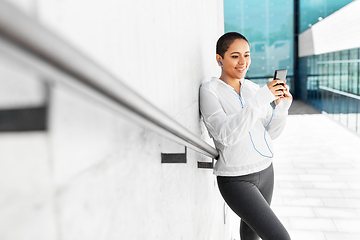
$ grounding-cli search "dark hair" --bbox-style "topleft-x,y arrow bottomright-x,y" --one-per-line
216,32 -> 249,58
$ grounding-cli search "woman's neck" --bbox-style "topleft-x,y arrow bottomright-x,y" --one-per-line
220,75 -> 241,94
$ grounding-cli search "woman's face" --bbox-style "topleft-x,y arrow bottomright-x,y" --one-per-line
221,39 -> 251,81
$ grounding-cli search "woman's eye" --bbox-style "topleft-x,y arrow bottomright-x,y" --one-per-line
245,54 -> 250,57
232,55 -> 239,58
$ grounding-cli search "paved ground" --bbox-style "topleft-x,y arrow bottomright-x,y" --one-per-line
271,100 -> 360,240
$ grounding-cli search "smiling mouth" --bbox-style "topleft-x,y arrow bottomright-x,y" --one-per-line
236,66 -> 247,72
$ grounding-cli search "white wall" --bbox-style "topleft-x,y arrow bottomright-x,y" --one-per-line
0,0 -> 235,240
299,0 -> 360,57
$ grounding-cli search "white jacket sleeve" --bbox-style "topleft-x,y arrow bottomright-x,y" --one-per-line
200,84 -> 275,147
266,99 -> 292,139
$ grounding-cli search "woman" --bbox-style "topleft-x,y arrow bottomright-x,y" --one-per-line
199,32 -> 292,240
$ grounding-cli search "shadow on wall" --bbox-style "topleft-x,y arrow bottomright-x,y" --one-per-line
0,60 -> 49,132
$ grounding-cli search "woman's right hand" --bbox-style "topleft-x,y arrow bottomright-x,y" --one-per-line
267,80 -> 285,99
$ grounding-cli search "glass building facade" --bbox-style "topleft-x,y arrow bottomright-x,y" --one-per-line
304,48 -> 360,133
224,0 -> 294,81
224,0 -> 359,134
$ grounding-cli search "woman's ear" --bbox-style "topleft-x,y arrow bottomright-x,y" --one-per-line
216,54 -> 222,67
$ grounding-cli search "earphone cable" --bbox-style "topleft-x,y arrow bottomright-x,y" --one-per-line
220,63 -> 273,158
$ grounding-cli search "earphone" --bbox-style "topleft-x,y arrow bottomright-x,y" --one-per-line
219,59 -> 274,158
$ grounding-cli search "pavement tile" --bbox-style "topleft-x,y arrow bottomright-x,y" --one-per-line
272,206 -> 315,217
322,198 -> 360,208
333,219 -> 360,233
305,168 -> 338,175
348,182 -> 360,190
324,232 -> 360,240
275,168 -> 307,175
330,174 -> 360,182
288,230 -> 326,240
322,163 -> 357,169
289,217 -> 337,231
275,188 -> 306,197
280,197 -> 324,207
277,180 -> 314,189
298,174 -> 333,182
313,207 -> 360,219
275,174 -> 300,181
304,189 -> 344,198
312,181 -> 350,190
341,189 -> 360,198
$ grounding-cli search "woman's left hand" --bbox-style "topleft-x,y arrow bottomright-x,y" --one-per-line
275,80 -> 292,105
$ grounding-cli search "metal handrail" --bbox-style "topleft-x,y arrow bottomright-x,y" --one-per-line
319,86 -> 360,100
0,0 -> 219,159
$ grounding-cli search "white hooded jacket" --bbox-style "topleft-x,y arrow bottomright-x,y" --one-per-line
200,77 -> 292,176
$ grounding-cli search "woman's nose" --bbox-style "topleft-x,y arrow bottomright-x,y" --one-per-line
238,55 -> 246,64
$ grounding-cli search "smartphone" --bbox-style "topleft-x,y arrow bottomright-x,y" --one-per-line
273,69 -> 287,97
273,69 -> 287,84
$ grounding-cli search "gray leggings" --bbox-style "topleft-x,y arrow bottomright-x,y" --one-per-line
217,164 -> 291,240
